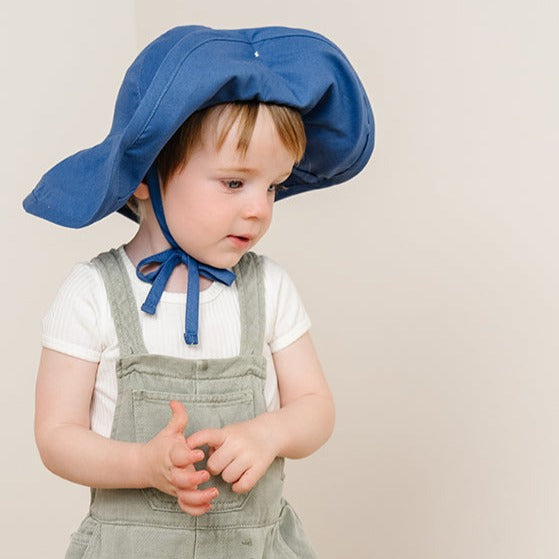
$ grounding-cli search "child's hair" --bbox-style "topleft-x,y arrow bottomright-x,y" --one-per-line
128,102 -> 306,219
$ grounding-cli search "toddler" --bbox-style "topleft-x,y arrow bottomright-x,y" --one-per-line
24,25 -> 374,558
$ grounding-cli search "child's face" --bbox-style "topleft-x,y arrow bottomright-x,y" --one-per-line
160,106 -> 296,268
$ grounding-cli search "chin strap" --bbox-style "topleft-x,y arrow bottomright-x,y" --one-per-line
135,165 -> 236,345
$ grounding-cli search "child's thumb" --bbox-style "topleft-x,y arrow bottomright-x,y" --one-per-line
166,400 -> 188,436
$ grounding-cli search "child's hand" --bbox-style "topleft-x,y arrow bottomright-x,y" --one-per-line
142,400 -> 219,516
186,415 -> 280,495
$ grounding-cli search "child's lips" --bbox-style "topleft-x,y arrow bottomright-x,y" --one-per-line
227,234 -> 252,248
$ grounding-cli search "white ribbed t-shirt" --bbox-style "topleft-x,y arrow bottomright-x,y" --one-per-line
42,247 -> 311,437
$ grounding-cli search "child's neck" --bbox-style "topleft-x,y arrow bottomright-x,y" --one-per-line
124,227 -> 213,293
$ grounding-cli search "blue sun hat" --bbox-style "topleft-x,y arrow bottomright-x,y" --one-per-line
23,25 -> 375,344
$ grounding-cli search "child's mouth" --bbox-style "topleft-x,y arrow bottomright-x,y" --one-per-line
227,235 -> 251,247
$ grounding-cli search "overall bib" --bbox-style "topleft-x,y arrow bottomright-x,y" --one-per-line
64,249 -> 317,559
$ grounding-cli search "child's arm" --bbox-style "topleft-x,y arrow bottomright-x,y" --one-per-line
35,348 -> 217,515
186,331 -> 335,494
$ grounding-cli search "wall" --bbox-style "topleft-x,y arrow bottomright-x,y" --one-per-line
2,2 -> 137,556
2,1 -> 558,557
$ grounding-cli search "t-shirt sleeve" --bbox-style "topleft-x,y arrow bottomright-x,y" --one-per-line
262,256 -> 311,354
42,262 -> 106,362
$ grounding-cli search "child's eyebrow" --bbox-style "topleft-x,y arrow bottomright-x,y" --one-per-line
218,166 -> 293,180
217,166 -> 255,174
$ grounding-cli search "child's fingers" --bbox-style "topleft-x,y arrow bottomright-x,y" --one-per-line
171,465 -> 210,490
178,502 -> 212,517
231,466 -> 261,494
186,428 -> 225,451
220,457 -> 248,485
165,400 -> 188,436
177,487 -> 219,516
206,445 -> 239,477
169,441 -> 204,468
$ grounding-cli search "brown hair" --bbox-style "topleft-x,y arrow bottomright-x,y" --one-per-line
127,102 -> 306,219
156,101 -> 306,188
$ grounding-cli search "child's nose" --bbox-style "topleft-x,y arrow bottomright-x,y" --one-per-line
242,189 -> 272,220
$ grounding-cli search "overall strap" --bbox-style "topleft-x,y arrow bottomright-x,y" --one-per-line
233,252 -> 266,356
92,249 -> 148,358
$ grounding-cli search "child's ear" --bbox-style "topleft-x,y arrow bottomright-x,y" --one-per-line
134,182 -> 150,201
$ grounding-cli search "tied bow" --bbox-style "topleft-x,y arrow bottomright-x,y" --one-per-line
135,165 -> 236,345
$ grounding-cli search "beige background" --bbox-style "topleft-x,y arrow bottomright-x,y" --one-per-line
2,1 -> 559,557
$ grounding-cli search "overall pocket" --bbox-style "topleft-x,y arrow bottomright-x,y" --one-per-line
132,388 -> 255,513
271,502 -> 318,559
64,517 -> 101,559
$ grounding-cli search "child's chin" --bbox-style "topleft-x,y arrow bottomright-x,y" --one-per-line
200,253 -> 245,270
222,254 -> 245,269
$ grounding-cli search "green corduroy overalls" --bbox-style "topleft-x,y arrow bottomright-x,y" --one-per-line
64,249 -> 317,559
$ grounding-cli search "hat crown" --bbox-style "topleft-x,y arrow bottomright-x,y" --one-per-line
110,26 -> 344,134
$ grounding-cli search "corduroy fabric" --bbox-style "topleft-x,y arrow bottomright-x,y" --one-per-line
64,249 -> 316,559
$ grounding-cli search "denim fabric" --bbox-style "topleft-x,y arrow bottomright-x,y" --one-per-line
65,249 -> 317,559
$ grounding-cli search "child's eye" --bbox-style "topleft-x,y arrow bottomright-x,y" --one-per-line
224,180 -> 243,189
